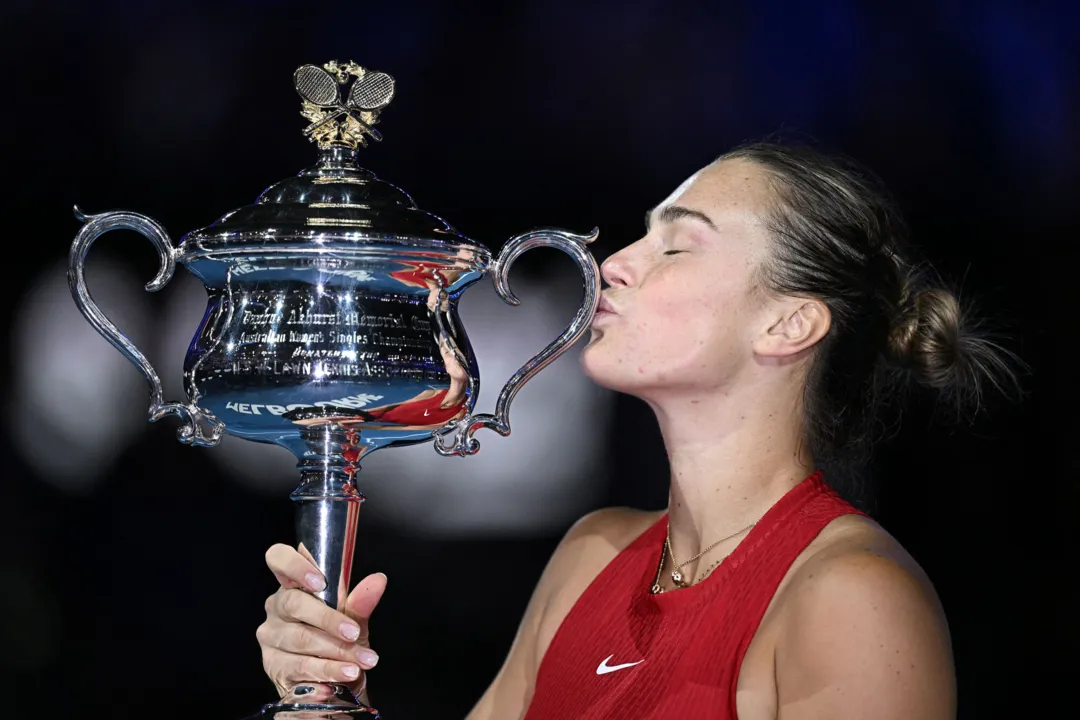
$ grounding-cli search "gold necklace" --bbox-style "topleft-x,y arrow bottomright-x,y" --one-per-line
650,538 -> 669,595
650,519 -> 757,593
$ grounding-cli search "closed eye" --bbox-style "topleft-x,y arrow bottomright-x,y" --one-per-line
663,249 -> 687,256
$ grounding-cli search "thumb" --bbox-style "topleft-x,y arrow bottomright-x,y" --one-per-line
344,572 -> 388,628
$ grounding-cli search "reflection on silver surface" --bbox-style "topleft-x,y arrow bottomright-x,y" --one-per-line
434,227 -> 600,457
67,60 -> 600,719
246,683 -> 379,719
146,267 -> 610,534
67,142 -> 598,487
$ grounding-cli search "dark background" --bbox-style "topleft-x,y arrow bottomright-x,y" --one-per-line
2,2 -> 1077,718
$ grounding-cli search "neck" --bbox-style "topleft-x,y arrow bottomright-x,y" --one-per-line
648,378 -> 814,583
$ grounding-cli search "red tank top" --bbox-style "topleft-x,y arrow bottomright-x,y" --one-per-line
522,471 -> 863,719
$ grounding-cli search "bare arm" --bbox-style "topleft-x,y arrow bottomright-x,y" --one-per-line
775,547 -> 957,720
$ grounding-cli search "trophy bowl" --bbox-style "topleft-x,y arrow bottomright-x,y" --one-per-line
68,60 -> 600,718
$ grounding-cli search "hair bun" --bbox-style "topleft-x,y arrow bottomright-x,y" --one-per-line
888,288 -> 963,388
887,285 -> 1018,405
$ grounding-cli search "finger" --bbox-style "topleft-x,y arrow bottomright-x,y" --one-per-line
262,645 -> 364,686
265,543 -> 325,592
344,572 -> 388,632
257,618 -> 379,669
273,588 -> 362,642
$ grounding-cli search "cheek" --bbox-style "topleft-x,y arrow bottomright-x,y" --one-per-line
640,267 -> 731,352
584,266 -> 740,384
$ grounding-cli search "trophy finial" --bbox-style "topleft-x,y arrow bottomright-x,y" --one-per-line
294,61 -> 396,151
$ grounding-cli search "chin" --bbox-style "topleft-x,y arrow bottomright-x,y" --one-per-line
582,330 -> 719,399
579,333 -> 618,388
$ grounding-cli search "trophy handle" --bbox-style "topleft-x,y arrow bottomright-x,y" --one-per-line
435,227 -> 600,457
68,206 -> 225,447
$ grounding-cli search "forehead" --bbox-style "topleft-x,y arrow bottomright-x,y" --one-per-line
656,158 -> 775,219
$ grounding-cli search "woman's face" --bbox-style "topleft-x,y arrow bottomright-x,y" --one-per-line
581,158 -> 779,399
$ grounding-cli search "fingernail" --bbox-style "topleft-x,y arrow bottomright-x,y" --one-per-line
342,664 -> 360,679
340,622 -> 360,641
305,573 -> 326,591
356,649 -> 379,668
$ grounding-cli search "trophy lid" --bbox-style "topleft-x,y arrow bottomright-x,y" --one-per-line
177,61 -> 486,262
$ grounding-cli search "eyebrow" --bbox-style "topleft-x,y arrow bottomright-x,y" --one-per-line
645,204 -> 719,233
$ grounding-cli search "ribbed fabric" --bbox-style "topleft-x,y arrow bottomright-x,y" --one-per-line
522,471 -> 863,719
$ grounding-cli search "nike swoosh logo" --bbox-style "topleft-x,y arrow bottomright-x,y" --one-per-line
596,654 -> 644,675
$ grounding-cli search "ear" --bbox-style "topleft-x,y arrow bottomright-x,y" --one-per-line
754,298 -> 831,358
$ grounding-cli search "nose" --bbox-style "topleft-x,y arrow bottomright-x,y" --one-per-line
600,249 -> 631,288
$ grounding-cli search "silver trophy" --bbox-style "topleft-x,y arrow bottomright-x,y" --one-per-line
68,60 -> 599,719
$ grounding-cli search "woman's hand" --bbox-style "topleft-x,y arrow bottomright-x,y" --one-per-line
256,543 -> 387,699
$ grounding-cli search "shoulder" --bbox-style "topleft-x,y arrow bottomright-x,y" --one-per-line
562,506 -> 662,552
464,507 -> 661,719
772,516 -> 957,719
541,506 -> 662,597
529,507 -> 661,654
783,515 -> 943,618
782,518 -> 947,633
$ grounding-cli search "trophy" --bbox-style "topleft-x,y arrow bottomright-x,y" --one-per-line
68,60 -> 600,718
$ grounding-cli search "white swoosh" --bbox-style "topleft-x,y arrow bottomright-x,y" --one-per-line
596,654 -> 644,675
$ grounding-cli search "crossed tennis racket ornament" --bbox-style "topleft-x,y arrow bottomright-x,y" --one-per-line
295,60 -> 396,149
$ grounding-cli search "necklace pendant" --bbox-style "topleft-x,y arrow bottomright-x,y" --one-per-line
671,570 -> 685,586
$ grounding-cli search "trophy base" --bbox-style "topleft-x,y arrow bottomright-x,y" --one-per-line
245,684 -> 380,719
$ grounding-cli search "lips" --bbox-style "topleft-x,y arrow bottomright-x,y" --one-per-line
592,296 -> 618,325
596,296 -> 617,315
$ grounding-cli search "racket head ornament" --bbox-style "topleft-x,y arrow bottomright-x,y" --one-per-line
348,71 -> 395,111
295,60 -> 394,149
293,64 -> 341,106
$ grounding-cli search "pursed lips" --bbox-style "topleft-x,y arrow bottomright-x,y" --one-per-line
594,296 -> 618,320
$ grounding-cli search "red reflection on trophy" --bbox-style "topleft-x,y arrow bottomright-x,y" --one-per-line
363,335 -> 469,427
389,247 -> 478,312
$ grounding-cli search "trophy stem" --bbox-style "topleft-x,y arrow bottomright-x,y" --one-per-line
251,421 -> 379,718
292,474 -> 363,611
291,420 -> 366,611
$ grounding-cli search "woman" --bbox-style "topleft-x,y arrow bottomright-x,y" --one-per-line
256,143 -> 1013,718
